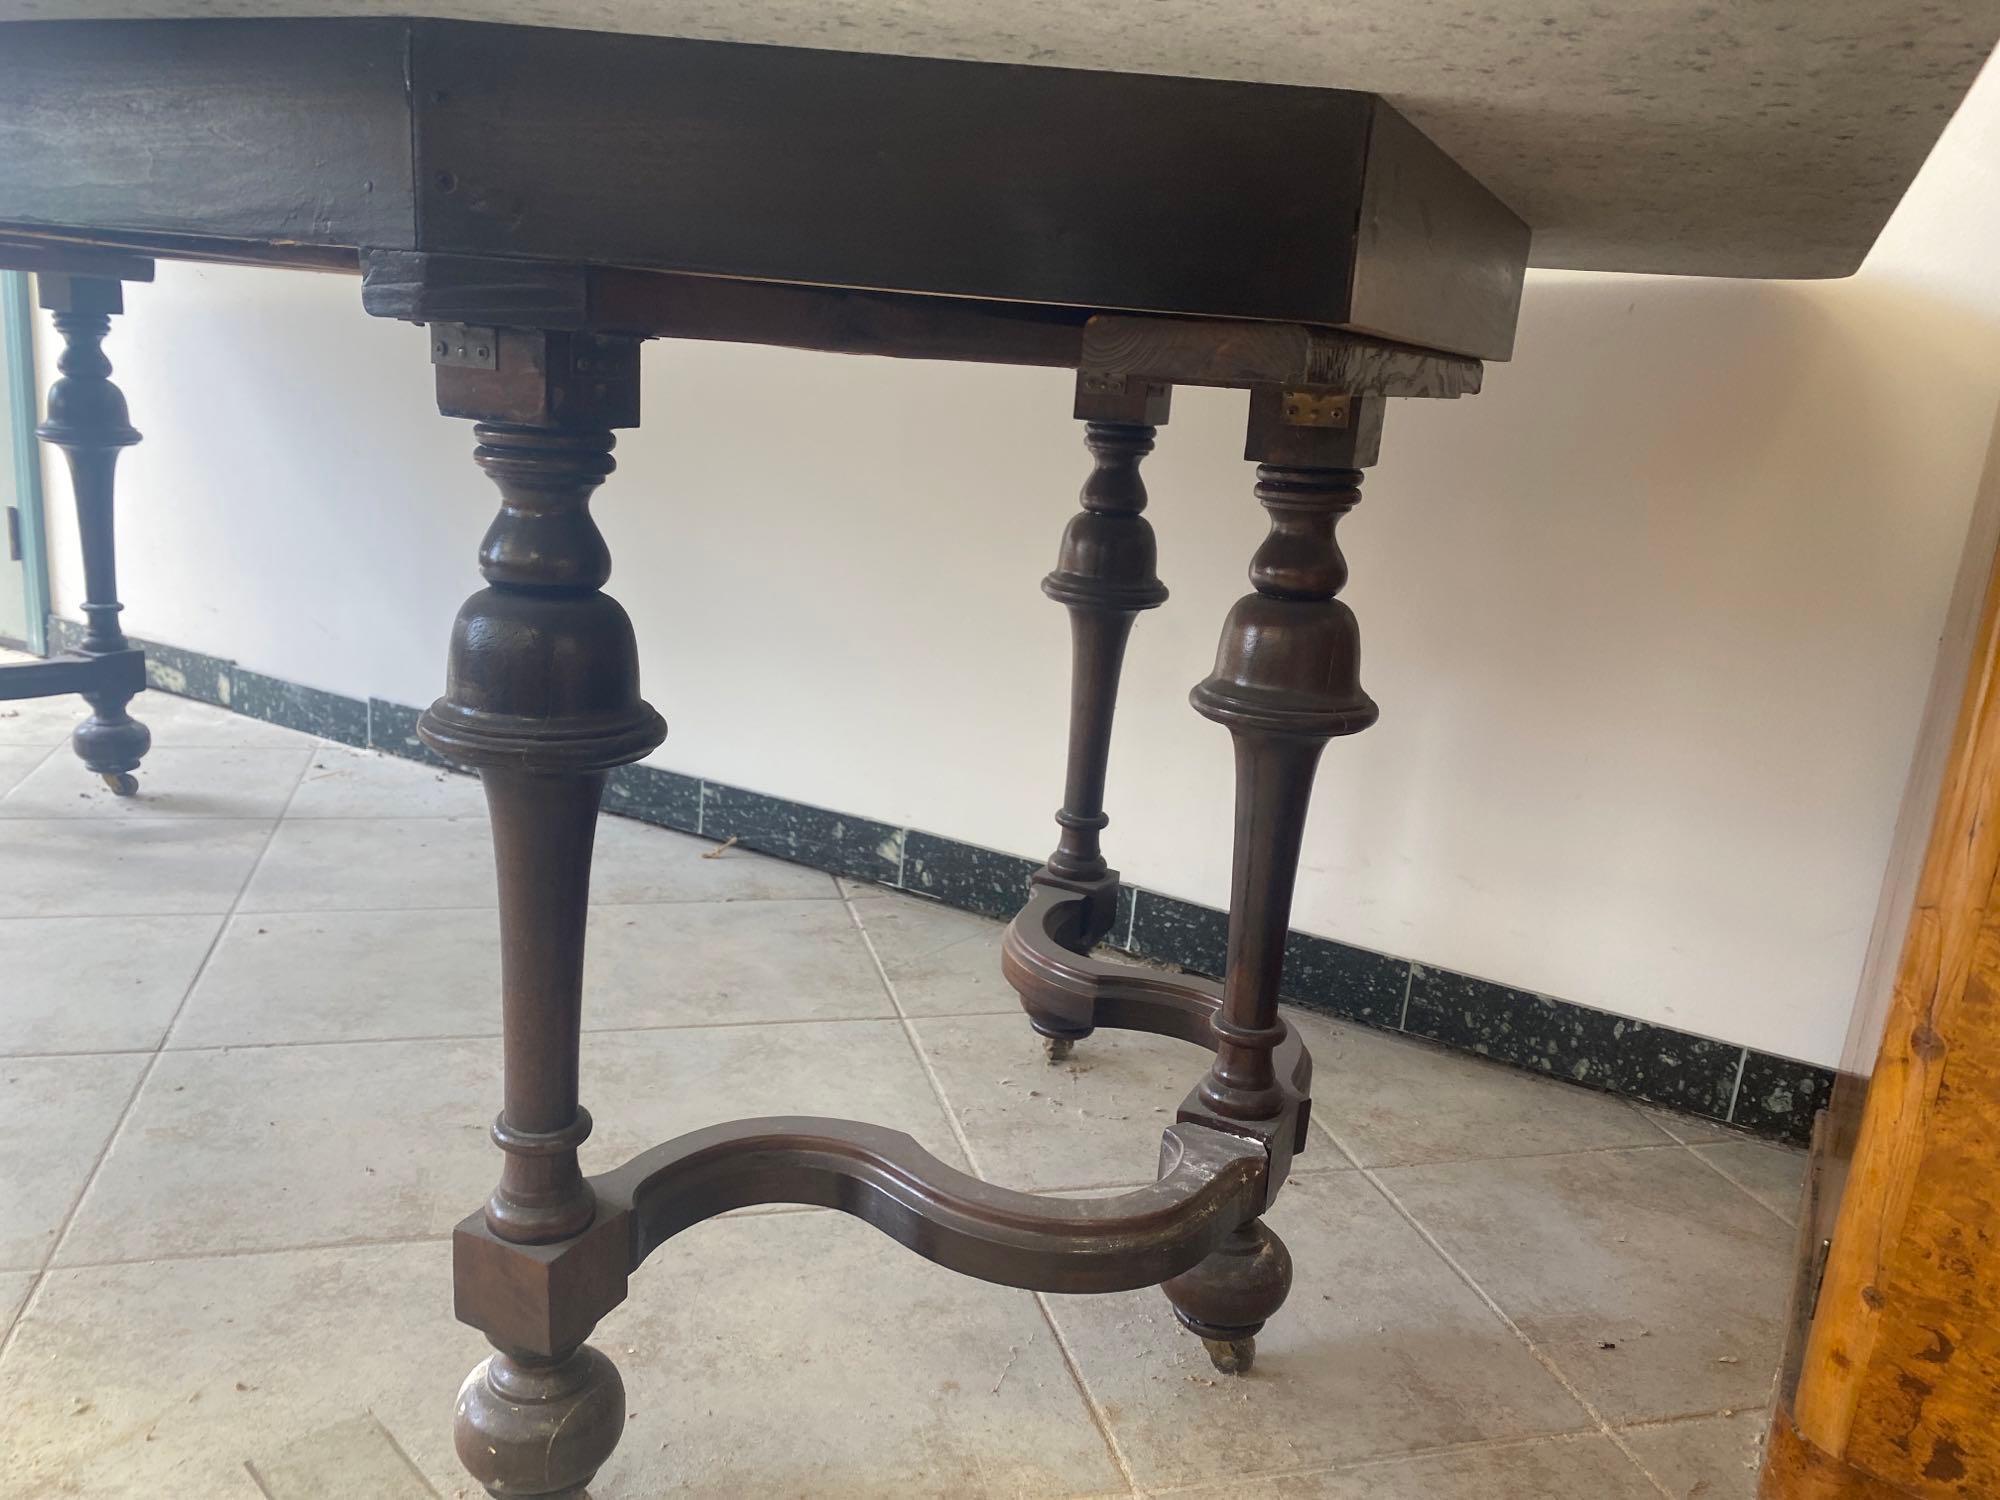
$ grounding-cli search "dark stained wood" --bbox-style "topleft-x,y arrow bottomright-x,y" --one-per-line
0,18 -> 1527,359
418,330 -> 666,1500
0,241 -> 151,283
0,20 -> 1529,1489
0,648 -> 143,703
588,268 -> 1092,370
1021,411 -> 1173,1055
0,20 -> 414,256
408,22 -> 1521,357
1081,314 -> 1482,398
32,273 -> 149,795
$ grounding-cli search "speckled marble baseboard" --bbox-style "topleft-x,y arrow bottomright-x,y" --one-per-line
36,616 -> 1836,1144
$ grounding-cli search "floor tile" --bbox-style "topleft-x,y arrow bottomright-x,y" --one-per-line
1375,1148 -> 1794,1424
0,745 -> 50,795
63,1020 -> 960,1262
0,694 -> 82,747
0,913 -> 224,1056
914,1011 -> 1273,1190
137,693 -> 325,748
285,744 -> 488,819
1,1213 -> 1125,1500
0,1053 -> 147,1270
1619,1409 -> 1767,1499
172,899 -> 896,1049
851,889 -> 1019,1015
241,813 -> 837,913
0,818 -> 273,916
169,908 -> 501,1048
1692,1141 -> 1808,1224
837,875 -> 893,900
0,690 -> 320,751
0,746 -> 311,819
1045,1173 -> 1590,1490
592,1210 -> 1123,1498
1295,1015 -> 1672,1168
239,815 -> 497,912
586,899 -> 893,1027
0,1242 -> 470,1500
592,817 -> 840,904
1161,1434 -> 1658,1498
245,1414 -> 435,1500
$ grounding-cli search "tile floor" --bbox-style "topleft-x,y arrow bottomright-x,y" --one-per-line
0,682 -> 1805,1498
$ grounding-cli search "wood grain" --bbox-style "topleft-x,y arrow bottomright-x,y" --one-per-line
1774,458 -> 2000,1494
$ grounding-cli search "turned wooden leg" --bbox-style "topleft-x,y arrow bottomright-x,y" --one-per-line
1019,377 -> 1170,1059
1165,388 -> 1383,1373
37,274 -> 148,795
418,329 -> 663,1499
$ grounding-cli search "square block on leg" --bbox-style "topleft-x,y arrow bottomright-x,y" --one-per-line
453,1202 -> 632,1358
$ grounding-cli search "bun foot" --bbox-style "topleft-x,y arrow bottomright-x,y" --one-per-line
455,1345 -> 625,1499
1163,1217 -> 1291,1377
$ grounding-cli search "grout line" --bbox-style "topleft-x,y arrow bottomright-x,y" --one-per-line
840,887 -> 1140,1495
1119,888 -> 1138,952
1724,1048 -> 1750,1124
1327,1125 -> 1678,1500
43,1201 -> 831,1276
1396,964 -> 1415,1030
1306,1110 -> 1686,1170
0,1270 -> 37,1353
840,887 -> 1145,1494
0,749 -> 312,1365
51,1230 -> 454,1274
1677,1140 -> 1800,1231
1033,1289 -> 1143,1497
840,886 -> 986,1179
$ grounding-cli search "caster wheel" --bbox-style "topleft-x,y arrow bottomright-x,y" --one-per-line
1044,1035 -> 1075,1064
1201,1336 -> 1255,1375
101,771 -> 139,797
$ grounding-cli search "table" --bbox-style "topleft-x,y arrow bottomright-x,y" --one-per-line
0,15 -> 1989,1498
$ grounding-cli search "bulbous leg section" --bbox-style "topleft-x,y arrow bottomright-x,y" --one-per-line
1162,1218 -> 1292,1376
455,1345 -> 626,1499
74,697 -> 149,786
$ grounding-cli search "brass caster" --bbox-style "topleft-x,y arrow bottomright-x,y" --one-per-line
1201,1336 -> 1255,1375
1044,1035 -> 1075,1064
101,771 -> 139,797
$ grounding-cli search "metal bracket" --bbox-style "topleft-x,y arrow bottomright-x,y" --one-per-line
429,322 -> 498,370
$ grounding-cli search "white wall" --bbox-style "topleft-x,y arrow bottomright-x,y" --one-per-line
40,53 -> 2000,1068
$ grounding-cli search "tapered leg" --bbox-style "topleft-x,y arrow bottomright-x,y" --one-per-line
1165,391 -> 1383,1372
37,274 -> 148,794
419,331 -> 663,1499
1019,378 -> 1170,1060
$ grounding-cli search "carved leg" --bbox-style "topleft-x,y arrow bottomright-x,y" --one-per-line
417,328 -> 663,1499
37,274 -> 148,794
1165,388 -> 1383,1373
1017,376 -> 1170,1059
